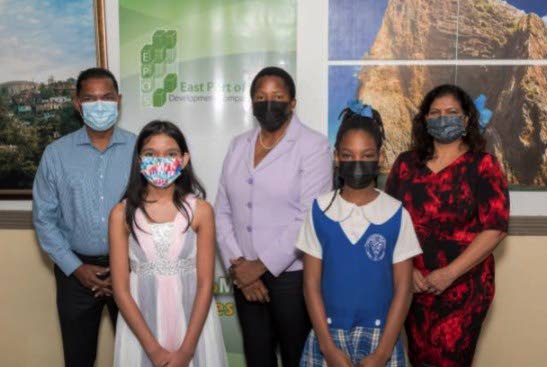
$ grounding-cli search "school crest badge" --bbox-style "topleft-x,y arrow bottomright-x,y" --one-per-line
364,234 -> 386,261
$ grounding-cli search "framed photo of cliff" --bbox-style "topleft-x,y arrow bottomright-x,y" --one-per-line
0,0 -> 107,199
328,0 -> 547,190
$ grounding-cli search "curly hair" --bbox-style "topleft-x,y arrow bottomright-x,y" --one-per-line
411,84 -> 485,163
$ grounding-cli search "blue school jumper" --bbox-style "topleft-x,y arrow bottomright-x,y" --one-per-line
300,199 -> 406,367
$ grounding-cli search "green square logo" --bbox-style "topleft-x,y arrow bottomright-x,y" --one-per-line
165,30 -> 177,49
152,30 -> 166,48
141,30 -> 178,108
164,74 -> 177,93
153,88 -> 166,107
152,46 -> 166,64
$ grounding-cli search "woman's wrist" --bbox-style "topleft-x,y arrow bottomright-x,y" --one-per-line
444,262 -> 460,281
253,259 -> 268,275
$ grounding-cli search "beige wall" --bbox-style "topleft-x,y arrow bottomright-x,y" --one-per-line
0,230 -> 114,367
1,230 -> 546,367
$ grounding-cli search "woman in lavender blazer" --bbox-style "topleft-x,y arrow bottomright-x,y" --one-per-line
215,67 -> 332,367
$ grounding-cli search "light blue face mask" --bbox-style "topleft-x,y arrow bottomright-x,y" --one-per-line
81,101 -> 118,131
426,115 -> 466,144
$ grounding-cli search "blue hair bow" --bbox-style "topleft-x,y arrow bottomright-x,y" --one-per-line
347,99 -> 373,118
474,94 -> 492,133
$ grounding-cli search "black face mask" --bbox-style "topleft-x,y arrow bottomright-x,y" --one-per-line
252,101 -> 291,132
338,161 -> 379,189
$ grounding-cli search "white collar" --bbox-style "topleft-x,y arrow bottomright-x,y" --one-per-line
316,189 -> 402,225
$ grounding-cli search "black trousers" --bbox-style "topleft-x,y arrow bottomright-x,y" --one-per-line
234,270 -> 311,367
54,254 -> 118,367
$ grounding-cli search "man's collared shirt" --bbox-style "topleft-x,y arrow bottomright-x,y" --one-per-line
33,126 -> 136,275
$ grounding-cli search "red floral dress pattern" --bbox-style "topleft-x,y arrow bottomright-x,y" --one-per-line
385,151 -> 509,367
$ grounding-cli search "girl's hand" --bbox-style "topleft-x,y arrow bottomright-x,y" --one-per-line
323,346 -> 353,367
167,347 -> 193,367
358,352 -> 389,367
426,267 -> 456,295
412,268 -> 431,293
148,346 -> 171,367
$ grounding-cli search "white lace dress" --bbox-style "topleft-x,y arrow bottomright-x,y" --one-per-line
114,198 -> 227,367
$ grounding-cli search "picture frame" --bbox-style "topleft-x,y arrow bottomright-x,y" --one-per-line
0,0 -> 107,200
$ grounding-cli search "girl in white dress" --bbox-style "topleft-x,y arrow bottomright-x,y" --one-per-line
109,120 -> 227,367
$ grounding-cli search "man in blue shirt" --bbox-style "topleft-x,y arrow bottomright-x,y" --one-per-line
33,68 -> 136,367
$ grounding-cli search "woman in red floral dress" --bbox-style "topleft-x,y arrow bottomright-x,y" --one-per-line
385,84 -> 509,367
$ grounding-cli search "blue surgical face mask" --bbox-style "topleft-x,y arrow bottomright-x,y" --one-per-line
426,115 -> 466,144
81,101 -> 118,131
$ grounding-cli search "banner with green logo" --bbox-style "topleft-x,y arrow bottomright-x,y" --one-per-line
119,1 -> 296,365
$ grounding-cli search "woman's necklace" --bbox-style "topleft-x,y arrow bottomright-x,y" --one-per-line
258,129 -> 287,150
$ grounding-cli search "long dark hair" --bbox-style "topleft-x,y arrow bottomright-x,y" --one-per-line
412,84 -> 485,163
324,105 -> 385,213
122,120 -> 206,241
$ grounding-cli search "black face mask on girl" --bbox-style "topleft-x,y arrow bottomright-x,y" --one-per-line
338,161 -> 379,189
252,101 -> 291,132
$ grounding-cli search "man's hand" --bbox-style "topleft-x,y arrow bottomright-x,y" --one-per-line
93,275 -> 113,298
73,264 -> 111,296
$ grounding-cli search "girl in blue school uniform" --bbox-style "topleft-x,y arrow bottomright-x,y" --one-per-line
297,101 -> 422,367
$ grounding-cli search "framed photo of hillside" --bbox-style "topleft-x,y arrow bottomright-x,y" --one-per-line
0,0 -> 107,199
328,0 -> 547,190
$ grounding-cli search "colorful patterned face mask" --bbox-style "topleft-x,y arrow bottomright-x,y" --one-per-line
140,156 -> 183,188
